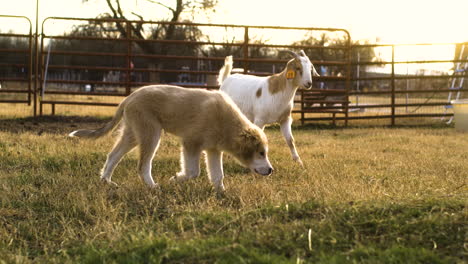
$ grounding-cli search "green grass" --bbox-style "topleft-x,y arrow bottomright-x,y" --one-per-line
0,117 -> 466,263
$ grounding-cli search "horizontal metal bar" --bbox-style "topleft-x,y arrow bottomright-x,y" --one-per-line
0,77 -> 29,82
44,79 -> 124,85
299,113 -> 453,121
299,108 -> 348,112
351,42 -> 467,48
297,103 -> 449,110
41,100 -> 119,107
0,33 -> 31,38
43,35 -> 127,42
352,59 -> 468,66
302,88 -> 347,94
43,16 -> 351,35
46,50 -> 127,57
342,103 -> 449,109
349,89 -> 468,95
42,90 -> 126,96
301,100 -> 349,104
43,36 -> 348,52
0,99 -> 29,104
247,42 -> 348,50
132,38 -> 245,46
47,64 -> 128,72
353,75 -> 467,81
0,89 -> 30,93
0,48 -> 30,53
0,63 -> 28,68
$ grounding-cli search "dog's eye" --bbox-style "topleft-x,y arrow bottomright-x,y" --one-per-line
296,68 -> 302,74
259,151 -> 265,157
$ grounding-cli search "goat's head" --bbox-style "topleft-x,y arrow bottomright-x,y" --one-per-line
283,50 -> 319,89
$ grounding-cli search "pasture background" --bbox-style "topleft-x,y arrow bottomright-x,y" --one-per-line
0,115 -> 466,263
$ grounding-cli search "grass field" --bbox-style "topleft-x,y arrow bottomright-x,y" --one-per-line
0,116 -> 466,263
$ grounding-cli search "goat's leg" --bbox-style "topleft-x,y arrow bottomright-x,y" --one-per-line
280,116 -> 303,166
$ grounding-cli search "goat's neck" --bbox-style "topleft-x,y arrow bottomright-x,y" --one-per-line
268,70 -> 299,101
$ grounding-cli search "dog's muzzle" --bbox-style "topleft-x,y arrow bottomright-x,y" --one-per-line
254,167 -> 273,176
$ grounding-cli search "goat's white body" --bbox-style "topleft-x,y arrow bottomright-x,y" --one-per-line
221,74 -> 295,127
218,51 -> 320,166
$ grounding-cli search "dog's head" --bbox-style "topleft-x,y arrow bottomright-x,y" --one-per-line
232,126 -> 273,176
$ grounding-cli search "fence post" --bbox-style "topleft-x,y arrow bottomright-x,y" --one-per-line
345,33 -> 352,126
300,89 -> 305,125
27,26 -> 33,107
33,1 -> 40,117
39,33 -> 45,116
243,27 -> 249,73
391,45 -> 396,126
126,21 -> 132,95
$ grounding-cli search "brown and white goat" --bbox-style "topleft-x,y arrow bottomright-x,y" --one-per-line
218,50 -> 319,166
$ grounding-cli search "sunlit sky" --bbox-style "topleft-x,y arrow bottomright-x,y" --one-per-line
2,0 -> 468,72
2,0 -> 468,44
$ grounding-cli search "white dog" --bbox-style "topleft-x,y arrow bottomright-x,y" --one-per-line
69,85 -> 273,192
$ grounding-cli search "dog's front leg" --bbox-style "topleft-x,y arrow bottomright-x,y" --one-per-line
205,149 -> 225,192
171,145 -> 201,182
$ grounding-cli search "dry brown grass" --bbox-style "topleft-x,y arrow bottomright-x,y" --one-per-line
0,112 -> 466,263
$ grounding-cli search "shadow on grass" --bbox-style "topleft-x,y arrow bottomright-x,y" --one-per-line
1,115 -> 453,135
0,115 -> 111,135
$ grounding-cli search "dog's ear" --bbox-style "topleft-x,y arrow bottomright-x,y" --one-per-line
239,128 -> 257,141
236,128 -> 261,160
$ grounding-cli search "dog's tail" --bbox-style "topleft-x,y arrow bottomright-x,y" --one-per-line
68,100 -> 126,139
217,55 -> 233,85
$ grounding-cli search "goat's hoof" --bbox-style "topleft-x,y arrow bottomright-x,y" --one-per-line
214,185 -> 226,194
293,158 -> 304,167
148,183 -> 161,190
101,178 -> 119,187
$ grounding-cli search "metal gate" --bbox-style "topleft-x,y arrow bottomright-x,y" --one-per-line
0,15 -> 34,117
37,17 -> 352,120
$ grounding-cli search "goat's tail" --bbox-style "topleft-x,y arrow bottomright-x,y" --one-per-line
68,100 -> 126,139
217,55 -> 233,85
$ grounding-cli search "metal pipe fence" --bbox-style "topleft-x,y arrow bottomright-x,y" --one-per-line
0,15 -> 33,109
344,43 -> 467,125
36,17 -> 351,117
1,16 -> 466,126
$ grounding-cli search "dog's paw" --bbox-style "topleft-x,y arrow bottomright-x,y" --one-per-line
169,175 -> 183,183
171,172 -> 191,182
